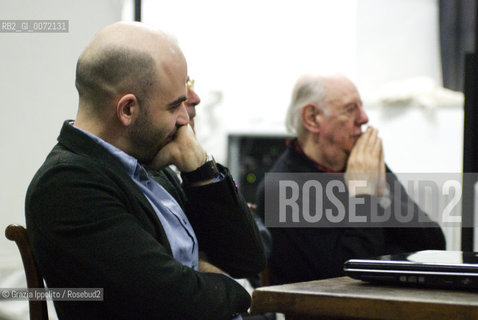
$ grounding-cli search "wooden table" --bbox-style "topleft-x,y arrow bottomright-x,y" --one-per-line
249,276 -> 478,320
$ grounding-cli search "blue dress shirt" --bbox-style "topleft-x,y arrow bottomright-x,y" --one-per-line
73,124 -> 198,270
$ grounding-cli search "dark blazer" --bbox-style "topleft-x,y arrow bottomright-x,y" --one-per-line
25,121 -> 266,320
256,141 -> 446,285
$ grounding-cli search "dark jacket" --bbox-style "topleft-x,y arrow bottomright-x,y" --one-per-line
256,141 -> 446,284
25,121 -> 266,320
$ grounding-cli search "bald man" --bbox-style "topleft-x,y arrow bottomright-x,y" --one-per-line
255,74 -> 445,284
26,22 -> 265,320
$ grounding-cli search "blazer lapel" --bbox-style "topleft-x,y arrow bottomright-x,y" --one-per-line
57,120 -> 173,255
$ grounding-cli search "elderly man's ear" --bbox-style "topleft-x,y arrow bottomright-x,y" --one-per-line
301,103 -> 322,134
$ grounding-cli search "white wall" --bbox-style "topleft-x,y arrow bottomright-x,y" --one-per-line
0,0 -> 123,281
356,0 -> 442,96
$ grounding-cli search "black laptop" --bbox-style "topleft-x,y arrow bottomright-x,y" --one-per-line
344,250 -> 478,289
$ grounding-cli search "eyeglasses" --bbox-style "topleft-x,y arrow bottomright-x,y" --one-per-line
186,78 -> 195,90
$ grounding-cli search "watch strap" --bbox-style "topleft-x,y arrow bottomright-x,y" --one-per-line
181,154 -> 219,184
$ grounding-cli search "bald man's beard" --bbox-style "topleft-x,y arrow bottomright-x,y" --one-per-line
127,111 -> 170,164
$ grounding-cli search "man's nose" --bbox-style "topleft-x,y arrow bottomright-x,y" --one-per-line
356,105 -> 369,125
186,87 -> 201,107
177,102 -> 190,125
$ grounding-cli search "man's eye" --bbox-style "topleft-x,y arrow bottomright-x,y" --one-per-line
169,103 -> 182,111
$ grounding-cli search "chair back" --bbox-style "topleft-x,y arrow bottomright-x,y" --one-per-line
5,224 -> 48,320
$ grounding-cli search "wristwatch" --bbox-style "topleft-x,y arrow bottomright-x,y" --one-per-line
181,153 -> 219,184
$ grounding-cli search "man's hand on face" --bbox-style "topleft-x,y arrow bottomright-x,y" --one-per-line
344,126 -> 386,196
148,124 -> 206,172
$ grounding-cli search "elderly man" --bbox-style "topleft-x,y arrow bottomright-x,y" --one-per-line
25,22 -> 265,320
255,74 -> 445,285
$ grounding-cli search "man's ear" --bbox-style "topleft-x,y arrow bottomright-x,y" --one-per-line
301,103 -> 321,134
116,94 -> 138,127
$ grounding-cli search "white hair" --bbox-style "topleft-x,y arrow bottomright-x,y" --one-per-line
285,75 -> 328,137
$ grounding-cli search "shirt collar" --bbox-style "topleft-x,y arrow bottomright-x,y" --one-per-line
69,121 -> 140,176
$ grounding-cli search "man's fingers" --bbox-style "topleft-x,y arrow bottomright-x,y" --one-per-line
167,124 -> 206,172
377,141 -> 387,196
379,142 -> 385,174
354,126 -> 372,153
346,126 -> 384,196
371,135 -> 381,159
365,127 -> 378,151
350,127 -> 380,162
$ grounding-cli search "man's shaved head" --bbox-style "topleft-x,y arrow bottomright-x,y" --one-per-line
75,22 -> 182,113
